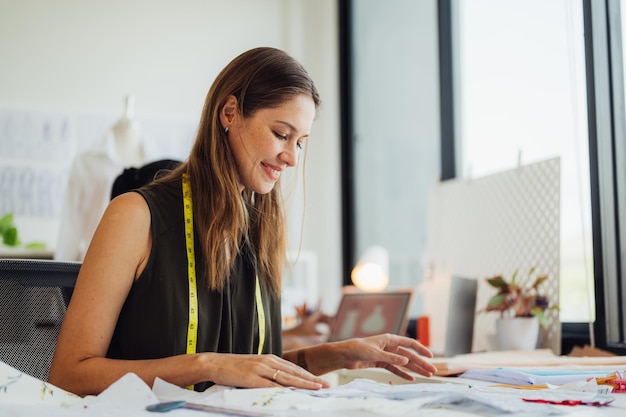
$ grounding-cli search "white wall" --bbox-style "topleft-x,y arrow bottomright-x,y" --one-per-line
0,0 -> 343,308
0,0 -> 279,117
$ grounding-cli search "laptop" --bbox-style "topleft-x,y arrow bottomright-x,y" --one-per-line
327,288 -> 413,342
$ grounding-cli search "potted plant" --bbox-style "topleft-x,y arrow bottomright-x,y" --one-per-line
0,213 -> 20,247
481,266 -> 559,350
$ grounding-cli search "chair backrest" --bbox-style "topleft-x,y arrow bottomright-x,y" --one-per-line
0,258 -> 80,381
110,159 -> 181,200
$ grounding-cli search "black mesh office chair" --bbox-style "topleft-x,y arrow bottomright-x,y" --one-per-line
110,159 -> 181,200
0,258 -> 80,381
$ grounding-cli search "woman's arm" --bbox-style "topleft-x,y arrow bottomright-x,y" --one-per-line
49,193 -> 328,396
283,334 -> 437,381
49,193 -> 154,394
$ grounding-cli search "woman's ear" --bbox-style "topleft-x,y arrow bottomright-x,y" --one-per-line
219,95 -> 238,130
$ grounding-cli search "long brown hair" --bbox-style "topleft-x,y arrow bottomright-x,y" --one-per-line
158,47 -> 320,296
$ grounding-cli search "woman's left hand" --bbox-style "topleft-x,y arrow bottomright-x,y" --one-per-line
303,334 -> 437,381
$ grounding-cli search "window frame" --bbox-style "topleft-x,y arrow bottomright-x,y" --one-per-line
339,0 -> 355,285
585,0 -> 626,353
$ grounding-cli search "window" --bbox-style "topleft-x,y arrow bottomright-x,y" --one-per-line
343,0 -> 626,349
455,0 -> 593,323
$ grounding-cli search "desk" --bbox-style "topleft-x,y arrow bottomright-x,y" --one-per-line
336,367 -> 626,416
0,350 -> 626,417
2,359 -> 626,416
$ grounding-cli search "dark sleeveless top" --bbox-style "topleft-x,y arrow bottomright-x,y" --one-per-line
106,180 -> 283,391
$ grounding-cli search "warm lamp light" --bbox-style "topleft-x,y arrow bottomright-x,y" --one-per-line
351,246 -> 389,292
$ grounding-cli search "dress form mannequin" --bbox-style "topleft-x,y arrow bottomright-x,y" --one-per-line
111,94 -> 145,168
55,94 -> 147,261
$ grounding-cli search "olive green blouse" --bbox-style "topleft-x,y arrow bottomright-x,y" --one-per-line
106,180 -> 282,391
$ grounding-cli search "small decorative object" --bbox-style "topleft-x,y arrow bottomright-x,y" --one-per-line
481,266 -> 559,350
0,213 -> 20,247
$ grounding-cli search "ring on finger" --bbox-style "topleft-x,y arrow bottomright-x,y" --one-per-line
272,369 -> 281,381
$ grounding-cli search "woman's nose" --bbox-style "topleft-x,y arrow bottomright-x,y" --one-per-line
279,143 -> 299,167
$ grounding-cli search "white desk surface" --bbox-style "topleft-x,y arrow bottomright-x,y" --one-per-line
2,361 -> 626,416
336,368 -> 626,417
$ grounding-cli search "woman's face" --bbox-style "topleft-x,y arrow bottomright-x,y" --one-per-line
224,93 -> 316,194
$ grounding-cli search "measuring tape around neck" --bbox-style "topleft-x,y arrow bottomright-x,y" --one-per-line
181,174 -> 266,365
255,274 -> 266,355
182,174 -> 198,359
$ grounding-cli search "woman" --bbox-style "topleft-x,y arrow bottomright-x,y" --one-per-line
49,47 -> 436,396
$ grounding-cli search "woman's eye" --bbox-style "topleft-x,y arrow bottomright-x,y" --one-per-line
274,132 -> 288,140
296,142 -> 303,150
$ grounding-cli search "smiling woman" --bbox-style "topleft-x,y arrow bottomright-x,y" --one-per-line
47,46 -> 437,397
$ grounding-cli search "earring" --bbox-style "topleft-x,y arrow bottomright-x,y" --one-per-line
224,127 -> 229,134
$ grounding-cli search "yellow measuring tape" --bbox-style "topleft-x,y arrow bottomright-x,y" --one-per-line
182,174 -> 266,388
255,275 -> 266,355
182,174 -> 198,357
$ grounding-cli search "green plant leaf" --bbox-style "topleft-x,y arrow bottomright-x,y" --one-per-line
531,307 -> 549,329
0,213 -> 22,247
2,226 -> 20,246
486,275 -> 508,289
24,242 -> 47,249
487,293 -> 507,310
531,274 -> 548,289
0,213 -> 14,234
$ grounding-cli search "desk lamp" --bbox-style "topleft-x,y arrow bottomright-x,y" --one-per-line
351,246 -> 389,292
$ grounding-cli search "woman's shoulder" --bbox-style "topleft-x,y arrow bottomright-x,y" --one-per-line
92,193 -> 151,255
132,181 -> 185,232
103,192 -> 151,229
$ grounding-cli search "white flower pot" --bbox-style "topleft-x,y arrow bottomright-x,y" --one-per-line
495,316 -> 539,351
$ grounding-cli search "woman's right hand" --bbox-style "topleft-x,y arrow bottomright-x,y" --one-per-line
202,352 -> 330,389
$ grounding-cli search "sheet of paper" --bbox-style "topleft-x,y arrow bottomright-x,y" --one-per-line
461,368 -> 620,386
0,359 -> 79,407
219,379 -> 570,416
